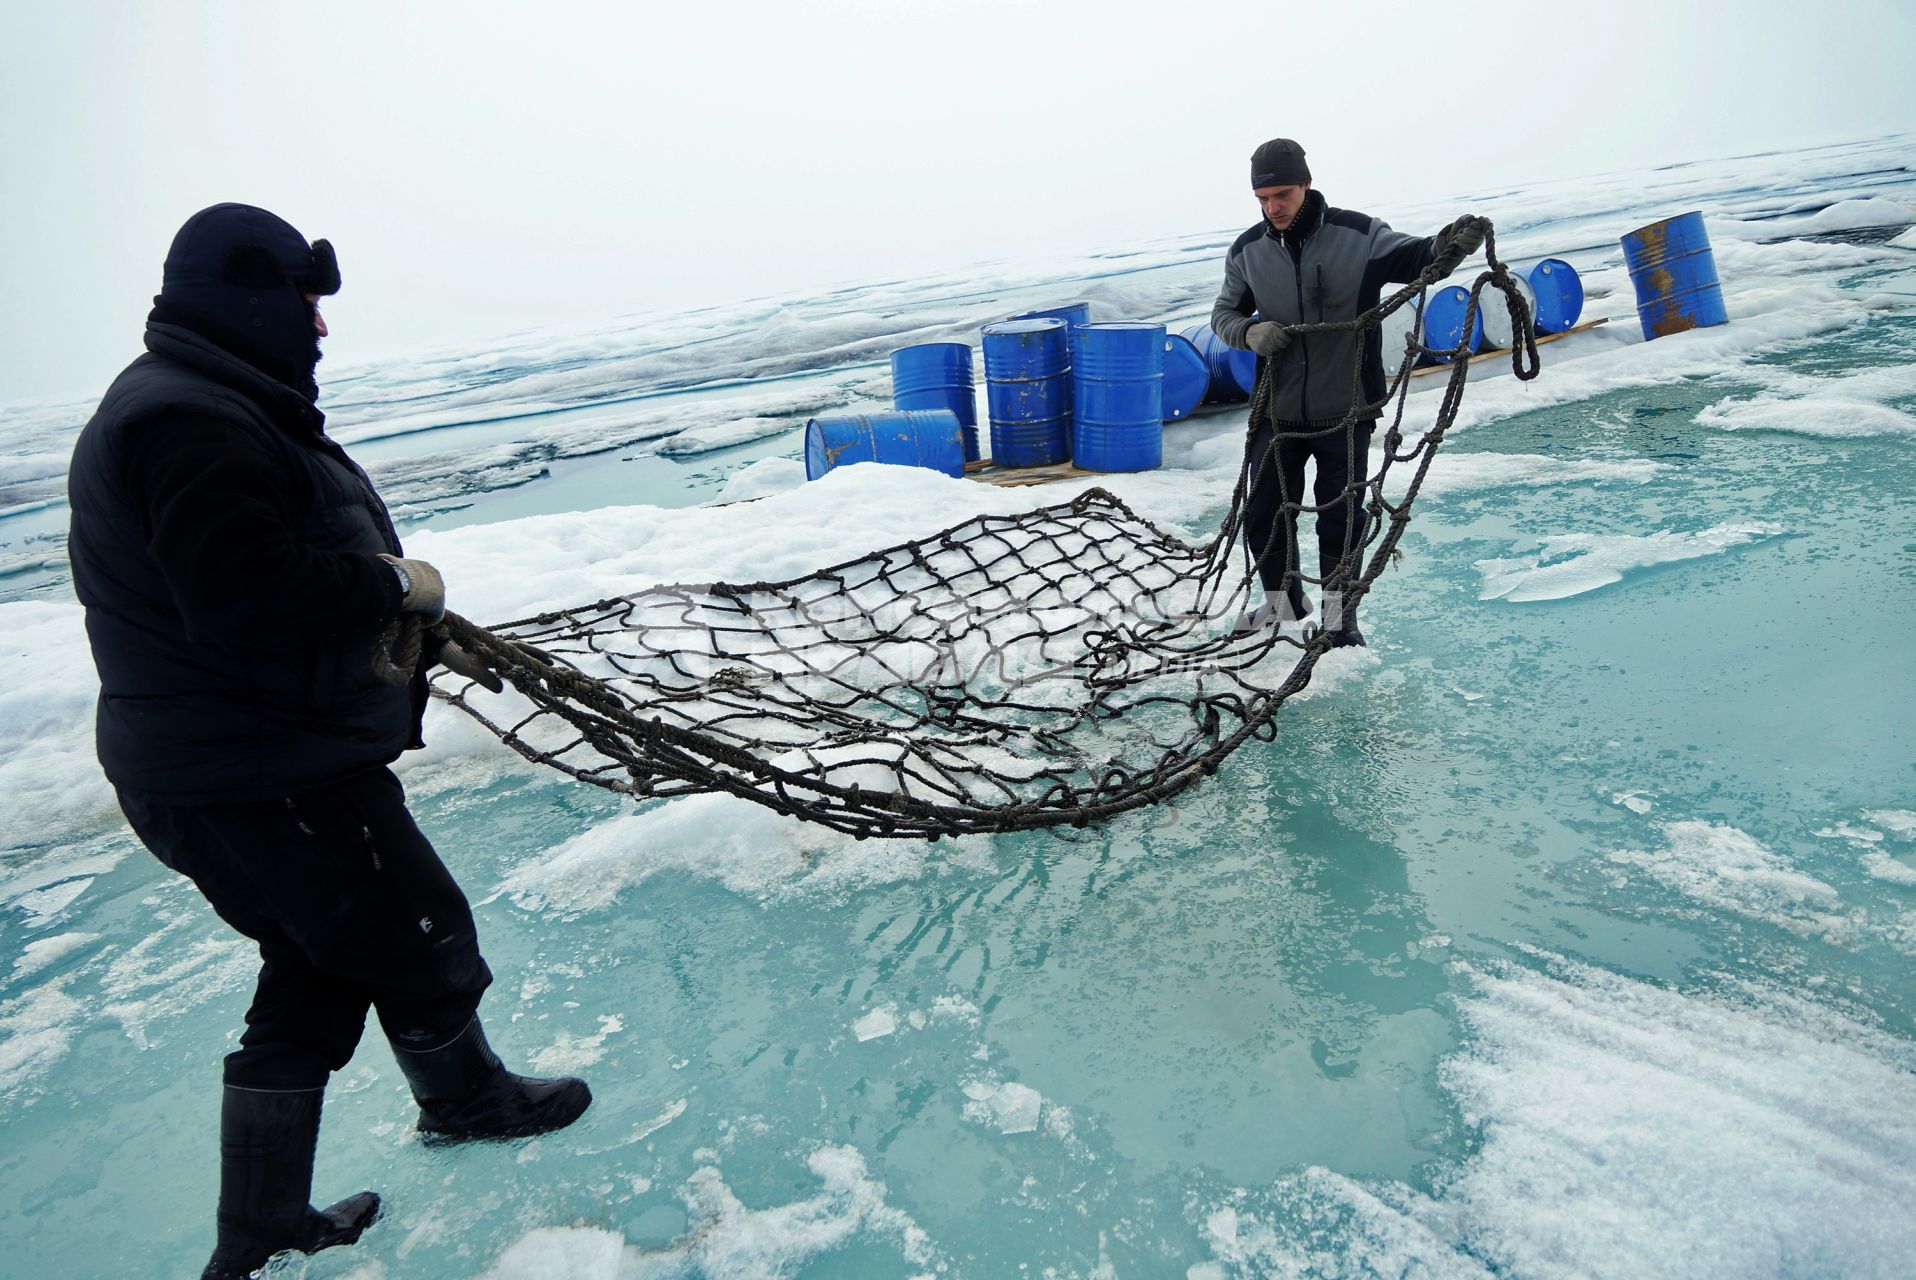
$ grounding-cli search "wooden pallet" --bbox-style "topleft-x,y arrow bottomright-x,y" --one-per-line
963,459 -> 1106,487
1407,315 -> 1608,378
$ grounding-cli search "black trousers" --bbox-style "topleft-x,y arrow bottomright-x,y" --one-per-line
119,766 -> 492,1091
1242,419 -> 1375,593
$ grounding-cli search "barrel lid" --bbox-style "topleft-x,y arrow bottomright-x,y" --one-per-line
982,317 -> 1068,337
890,341 -> 973,357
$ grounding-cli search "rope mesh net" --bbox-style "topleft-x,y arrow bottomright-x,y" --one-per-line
428,220 -> 1540,839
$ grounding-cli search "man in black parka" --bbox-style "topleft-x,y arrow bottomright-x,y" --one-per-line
68,203 -> 592,1279
1212,138 -> 1484,645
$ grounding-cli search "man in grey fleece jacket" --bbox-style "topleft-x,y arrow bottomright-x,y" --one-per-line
1213,137 -> 1483,646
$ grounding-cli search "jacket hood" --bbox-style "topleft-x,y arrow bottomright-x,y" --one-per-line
152,203 -> 339,401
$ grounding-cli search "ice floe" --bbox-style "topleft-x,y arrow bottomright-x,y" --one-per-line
1475,522 -> 1784,602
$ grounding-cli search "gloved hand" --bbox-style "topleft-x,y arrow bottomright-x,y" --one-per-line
1431,218 -> 1487,276
436,638 -> 504,694
1245,321 -> 1292,356
378,554 -> 446,624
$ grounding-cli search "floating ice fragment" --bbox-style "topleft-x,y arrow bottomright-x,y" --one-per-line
655,416 -> 795,458
482,1225 -> 625,1279
9,879 -> 93,924
962,1079 -> 1042,1134
853,1007 -> 897,1041
1697,395 -> 1916,437
1476,523 -> 1784,602
1862,853 -> 1916,887
577,1096 -> 689,1152
929,995 -> 981,1023
9,932 -> 98,982
1610,820 -> 1847,938
1865,809 -> 1916,838
0,978 -> 86,1098
528,1013 -> 624,1075
633,1144 -> 938,1277
1403,452 -> 1665,499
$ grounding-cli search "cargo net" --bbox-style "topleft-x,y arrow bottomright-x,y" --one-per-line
430,219 -> 1538,839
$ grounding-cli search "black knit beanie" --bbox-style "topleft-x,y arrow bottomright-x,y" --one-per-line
1250,138 -> 1311,188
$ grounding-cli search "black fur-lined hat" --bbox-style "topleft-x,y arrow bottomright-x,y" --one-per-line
153,203 -> 339,397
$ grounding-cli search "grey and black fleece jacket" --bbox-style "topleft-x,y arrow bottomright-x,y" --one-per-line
1211,190 -> 1437,427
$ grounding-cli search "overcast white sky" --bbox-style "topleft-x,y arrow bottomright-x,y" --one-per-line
3,0 -> 1912,406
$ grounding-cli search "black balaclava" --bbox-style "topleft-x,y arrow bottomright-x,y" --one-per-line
150,203 -> 341,401
1250,138 -> 1311,189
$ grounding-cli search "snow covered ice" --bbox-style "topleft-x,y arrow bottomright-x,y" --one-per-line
4,134 -> 1916,1277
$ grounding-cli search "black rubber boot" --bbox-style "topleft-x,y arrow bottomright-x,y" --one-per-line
1285,578 -> 1313,622
391,1017 -> 592,1144
1322,590 -> 1365,648
200,1085 -> 381,1279
1234,580 -> 1314,635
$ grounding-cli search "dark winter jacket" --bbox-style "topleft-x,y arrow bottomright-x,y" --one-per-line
1211,190 -> 1436,426
67,320 -> 420,802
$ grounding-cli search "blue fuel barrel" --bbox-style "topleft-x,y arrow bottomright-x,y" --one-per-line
804,410 -> 966,481
1620,211 -> 1727,340
890,342 -> 979,462
982,317 -> 1072,467
1159,333 -> 1209,421
1009,301 -> 1092,329
1527,258 -> 1584,335
1421,286 -> 1484,362
1180,323 -> 1258,403
1071,322 -> 1164,472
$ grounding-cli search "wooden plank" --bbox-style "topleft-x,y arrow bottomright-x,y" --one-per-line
966,460 -> 1101,487
1407,315 -> 1609,378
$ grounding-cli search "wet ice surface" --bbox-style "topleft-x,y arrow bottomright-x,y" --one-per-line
4,136 -> 1916,1277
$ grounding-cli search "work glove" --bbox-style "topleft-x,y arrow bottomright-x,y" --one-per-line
1430,218 -> 1487,277
378,554 -> 446,624
1245,321 -> 1292,356
435,637 -> 505,694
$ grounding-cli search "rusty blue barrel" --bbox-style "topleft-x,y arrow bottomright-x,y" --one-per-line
1421,286 -> 1484,362
890,342 -> 979,461
1159,333 -> 1209,421
982,317 -> 1072,467
1071,322 -> 1164,472
1621,212 -> 1727,340
1180,323 -> 1258,402
1008,301 -> 1092,329
804,410 -> 965,481
1527,258 -> 1584,335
